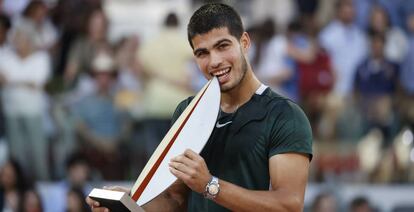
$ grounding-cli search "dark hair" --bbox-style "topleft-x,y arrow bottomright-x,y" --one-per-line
335,0 -> 354,11
164,12 -> 179,27
65,152 -> 88,170
350,196 -> 370,210
367,28 -> 386,43
187,3 -> 244,49
0,14 -> 11,30
22,0 -> 47,18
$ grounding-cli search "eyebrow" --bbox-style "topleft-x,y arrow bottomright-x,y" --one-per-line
193,38 -> 233,55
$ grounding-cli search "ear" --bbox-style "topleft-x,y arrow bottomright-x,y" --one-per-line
240,32 -> 251,54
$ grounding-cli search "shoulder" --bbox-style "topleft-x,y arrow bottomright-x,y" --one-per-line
261,89 -> 313,159
175,96 -> 194,111
171,96 -> 195,123
259,88 -> 303,115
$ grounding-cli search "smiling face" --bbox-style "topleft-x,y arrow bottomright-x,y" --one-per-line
192,27 -> 250,92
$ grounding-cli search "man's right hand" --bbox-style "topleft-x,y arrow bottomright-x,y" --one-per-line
85,186 -> 131,212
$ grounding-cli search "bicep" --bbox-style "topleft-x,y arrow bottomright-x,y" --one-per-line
269,153 -> 310,202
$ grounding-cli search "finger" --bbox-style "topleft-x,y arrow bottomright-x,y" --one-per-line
171,154 -> 197,168
86,197 -> 100,208
102,186 -> 130,193
184,149 -> 199,160
169,161 -> 197,177
169,167 -> 190,181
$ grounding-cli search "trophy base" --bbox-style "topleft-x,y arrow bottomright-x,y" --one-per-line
88,188 -> 145,212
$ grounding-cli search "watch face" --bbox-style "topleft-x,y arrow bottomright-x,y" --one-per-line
208,184 -> 219,195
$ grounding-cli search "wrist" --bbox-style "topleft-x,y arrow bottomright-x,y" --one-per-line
203,176 -> 220,200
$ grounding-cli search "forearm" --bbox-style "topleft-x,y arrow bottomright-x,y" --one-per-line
142,192 -> 185,212
142,180 -> 189,212
213,180 -> 304,212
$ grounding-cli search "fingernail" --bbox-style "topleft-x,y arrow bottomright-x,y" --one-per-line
94,201 -> 100,207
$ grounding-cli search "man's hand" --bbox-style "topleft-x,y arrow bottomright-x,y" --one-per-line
85,186 -> 130,212
169,149 -> 211,193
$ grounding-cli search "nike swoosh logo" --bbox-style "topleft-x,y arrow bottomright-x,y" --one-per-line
215,121 -> 232,128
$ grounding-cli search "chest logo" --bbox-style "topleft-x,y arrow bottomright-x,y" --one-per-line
215,121 -> 232,128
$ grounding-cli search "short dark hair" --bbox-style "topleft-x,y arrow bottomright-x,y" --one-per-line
164,12 -> 179,27
350,196 -> 370,209
22,0 -> 47,18
367,28 -> 386,43
187,3 -> 244,49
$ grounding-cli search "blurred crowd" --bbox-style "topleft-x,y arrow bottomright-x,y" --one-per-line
0,0 -> 413,211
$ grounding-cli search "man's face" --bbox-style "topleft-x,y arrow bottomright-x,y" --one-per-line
338,2 -> 355,24
191,27 -> 250,92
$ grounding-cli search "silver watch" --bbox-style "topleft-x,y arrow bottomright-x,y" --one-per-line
204,176 -> 220,199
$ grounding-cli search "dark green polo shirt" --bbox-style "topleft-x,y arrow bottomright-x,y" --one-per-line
171,87 -> 313,212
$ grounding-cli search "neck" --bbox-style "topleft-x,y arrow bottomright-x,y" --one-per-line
220,68 -> 261,113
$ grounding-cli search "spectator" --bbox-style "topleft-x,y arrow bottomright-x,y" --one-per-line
63,8 -> 110,90
66,186 -> 91,212
353,30 -> 399,146
399,12 -> 414,131
137,12 -> 193,160
311,192 -> 339,212
18,188 -> 44,212
249,18 -> 294,99
290,21 -> 336,140
368,4 -> 408,63
50,0 -> 102,78
318,0 -> 368,140
14,0 -> 57,51
71,51 -> 130,180
0,158 -> 31,211
349,196 -> 374,212
113,35 -> 143,115
43,152 -> 93,212
319,0 -> 368,97
0,24 -> 51,180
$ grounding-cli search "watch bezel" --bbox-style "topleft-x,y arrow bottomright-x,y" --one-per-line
204,176 -> 220,199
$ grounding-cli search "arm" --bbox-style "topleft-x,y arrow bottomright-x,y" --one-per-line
170,149 -> 310,212
142,180 -> 190,212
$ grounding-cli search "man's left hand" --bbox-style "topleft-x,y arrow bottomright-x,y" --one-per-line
169,149 -> 211,194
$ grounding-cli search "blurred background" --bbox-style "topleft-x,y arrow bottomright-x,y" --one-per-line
0,0 -> 413,211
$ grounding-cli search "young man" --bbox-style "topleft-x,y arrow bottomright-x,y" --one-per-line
87,3 -> 312,211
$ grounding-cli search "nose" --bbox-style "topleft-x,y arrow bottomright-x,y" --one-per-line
209,51 -> 223,69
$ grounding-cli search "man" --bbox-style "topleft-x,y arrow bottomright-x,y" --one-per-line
72,51 -> 130,180
87,3 -> 312,211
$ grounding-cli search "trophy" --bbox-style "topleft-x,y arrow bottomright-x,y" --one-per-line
88,77 -> 220,211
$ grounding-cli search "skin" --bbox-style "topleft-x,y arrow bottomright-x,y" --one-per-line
86,27 -> 310,212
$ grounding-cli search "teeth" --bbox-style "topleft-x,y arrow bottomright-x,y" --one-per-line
212,68 -> 230,76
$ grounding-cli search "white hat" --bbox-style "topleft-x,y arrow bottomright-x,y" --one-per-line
92,51 -> 116,73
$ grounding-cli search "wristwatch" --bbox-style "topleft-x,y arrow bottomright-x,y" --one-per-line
204,176 -> 220,199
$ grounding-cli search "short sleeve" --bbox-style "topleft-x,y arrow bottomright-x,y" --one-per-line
268,100 -> 313,160
170,97 -> 194,126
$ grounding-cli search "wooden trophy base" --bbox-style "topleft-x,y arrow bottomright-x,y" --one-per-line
88,188 -> 145,212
